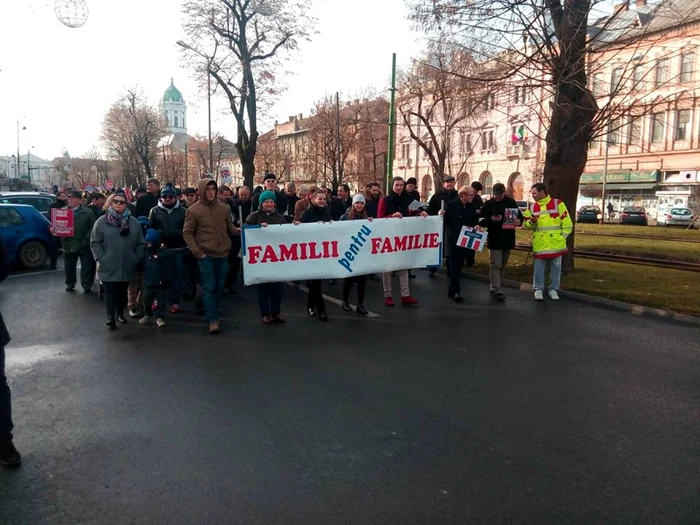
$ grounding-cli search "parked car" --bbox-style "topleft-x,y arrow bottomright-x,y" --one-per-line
0,191 -> 56,219
659,207 -> 695,228
619,206 -> 648,226
0,204 -> 52,269
577,205 -> 603,224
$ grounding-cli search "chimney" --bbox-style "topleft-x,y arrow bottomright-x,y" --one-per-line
345,101 -> 351,108
353,99 -> 360,105
613,1 -> 628,14
297,113 -> 303,120
636,0 -> 646,6
288,115 -> 295,123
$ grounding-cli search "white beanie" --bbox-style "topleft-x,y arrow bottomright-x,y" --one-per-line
352,193 -> 366,205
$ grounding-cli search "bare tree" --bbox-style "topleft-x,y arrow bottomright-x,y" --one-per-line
101,89 -> 166,187
178,0 -> 313,188
255,130 -> 292,182
189,134 -> 235,180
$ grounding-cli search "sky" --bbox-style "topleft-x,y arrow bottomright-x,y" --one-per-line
0,0 -> 424,161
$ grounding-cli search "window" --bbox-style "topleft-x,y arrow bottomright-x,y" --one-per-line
655,59 -> 669,87
0,209 -> 10,228
675,109 -> 690,141
592,73 -> 604,96
628,116 -> 642,145
514,87 -> 520,104
480,130 -> 494,151
633,65 -> 644,89
174,116 -> 179,128
609,119 -> 621,145
8,208 -> 24,226
483,93 -> 496,110
610,68 -> 623,93
651,112 -> 665,143
681,52 -> 695,83
400,142 -> 410,159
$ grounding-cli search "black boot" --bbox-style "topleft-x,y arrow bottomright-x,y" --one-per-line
0,441 -> 22,467
106,317 -> 116,328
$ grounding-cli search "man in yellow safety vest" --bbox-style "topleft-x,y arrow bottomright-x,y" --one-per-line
522,183 -> 573,301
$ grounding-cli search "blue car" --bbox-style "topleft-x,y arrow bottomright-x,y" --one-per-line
0,204 -> 52,269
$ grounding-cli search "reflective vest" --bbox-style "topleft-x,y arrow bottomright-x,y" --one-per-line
522,195 -> 573,259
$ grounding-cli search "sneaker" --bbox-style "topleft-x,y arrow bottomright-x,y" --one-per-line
209,321 -> 220,334
156,318 -> 167,327
262,316 -> 272,325
65,286 -> 75,292
534,289 -> 544,301
116,314 -> 128,324
139,315 -> 152,325
318,312 -> 329,322
356,305 -> 369,316
494,291 -> 506,301
548,290 -> 560,301
271,314 -> 286,324
341,301 -> 352,312
169,305 -> 181,314
401,296 -> 419,306
384,297 -> 395,307
128,308 -> 143,319
0,441 -> 22,467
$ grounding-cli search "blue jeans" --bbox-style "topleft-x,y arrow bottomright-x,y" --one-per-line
0,344 -> 13,445
198,256 -> 228,322
257,282 -> 284,317
167,250 -> 185,307
533,256 -> 562,292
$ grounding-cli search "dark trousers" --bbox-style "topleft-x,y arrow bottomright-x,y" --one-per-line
448,250 -> 472,295
307,280 -> 326,314
342,275 -> 367,305
49,237 -> 61,268
144,286 -> 168,318
225,237 -> 241,289
64,251 -> 94,290
257,282 -> 283,317
182,250 -> 198,296
167,250 -> 184,307
0,344 -> 13,445
104,281 -> 129,319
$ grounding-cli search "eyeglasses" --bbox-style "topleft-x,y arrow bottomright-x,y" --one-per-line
162,196 -> 176,200
113,200 -> 126,205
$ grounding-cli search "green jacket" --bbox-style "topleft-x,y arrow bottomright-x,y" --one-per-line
61,205 -> 96,255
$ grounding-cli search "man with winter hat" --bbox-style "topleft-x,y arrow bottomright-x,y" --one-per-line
183,178 -> 240,334
251,173 -> 288,216
149,184 -> 187,313
61,190 -> 96,293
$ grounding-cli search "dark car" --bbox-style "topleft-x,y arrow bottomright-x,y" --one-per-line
0,192 -> 56,219
619,206 -> 648,226
0,204 -> 52,269
577,205 -> 602,224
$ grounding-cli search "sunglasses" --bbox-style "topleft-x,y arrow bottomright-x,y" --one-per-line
162,195 -> 176,200
113,200 -> 127,205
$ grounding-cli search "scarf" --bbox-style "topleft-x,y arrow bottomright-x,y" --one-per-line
105,207 -> 131,236
157,199 -> 180,214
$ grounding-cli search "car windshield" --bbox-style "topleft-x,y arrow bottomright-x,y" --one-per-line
670,208 -> 691,215
624,207 -> 645,212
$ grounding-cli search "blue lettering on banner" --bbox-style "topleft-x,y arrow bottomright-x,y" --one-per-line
337,224 -> 372,273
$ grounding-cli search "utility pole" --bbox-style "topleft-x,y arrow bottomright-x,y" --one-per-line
386,53 -> 397,193
601,123 -> 610,221
207,71 -> 214,176
16,121 -> 20,179
336,92 -> 342,187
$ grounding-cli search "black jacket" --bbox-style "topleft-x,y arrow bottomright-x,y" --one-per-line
0,243 -> 10,347
378,191 -> 410,218
135,193 -> 159,219
230,198 -> 253,228
428,188 -> 458,216
444,198 -> 480,257
149,202 -> 187,249
87,204 -> 104,219
479,196 -> 523,250
252,190 -> 288,216
300,205 -> 332,224
329,197 -> 347,221
286,194 -> 300,218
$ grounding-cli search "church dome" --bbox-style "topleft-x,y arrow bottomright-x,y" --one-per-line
163,78 -> 184,103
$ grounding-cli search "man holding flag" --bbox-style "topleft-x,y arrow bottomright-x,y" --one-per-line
439,185 -> 480,303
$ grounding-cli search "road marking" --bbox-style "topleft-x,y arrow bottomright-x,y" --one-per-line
8,268 -> 61,279
288,282 -> 381,318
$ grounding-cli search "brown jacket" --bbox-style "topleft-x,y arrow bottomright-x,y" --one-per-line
293,197 -> 312,221
183,178 -> 238,258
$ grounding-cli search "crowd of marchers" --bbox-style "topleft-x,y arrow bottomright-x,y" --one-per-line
0,173 -> 573,467
39,173 -> 573,335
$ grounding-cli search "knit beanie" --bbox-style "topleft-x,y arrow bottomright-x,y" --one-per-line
144,228 -> 160,244
352,193 -> 366,205
259,190 -> 276,204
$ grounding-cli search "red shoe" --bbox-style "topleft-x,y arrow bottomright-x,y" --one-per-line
169,304 -> 180,314
401,296 -> 419,306
384,297 -> 395,307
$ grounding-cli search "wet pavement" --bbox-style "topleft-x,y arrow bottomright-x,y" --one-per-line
1,265 -> 699,524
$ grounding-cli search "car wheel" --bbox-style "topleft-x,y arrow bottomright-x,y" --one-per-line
18,241 -> 48,269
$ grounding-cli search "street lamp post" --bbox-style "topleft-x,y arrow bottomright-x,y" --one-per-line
601,123 -> 610,222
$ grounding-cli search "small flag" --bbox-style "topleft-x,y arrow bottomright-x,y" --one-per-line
457,226 -> 488,252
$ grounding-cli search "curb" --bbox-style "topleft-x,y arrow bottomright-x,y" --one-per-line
461,271 -> 700,327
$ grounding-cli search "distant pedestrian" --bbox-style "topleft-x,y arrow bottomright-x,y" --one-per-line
135,178 -> 160,218
340,194 -> 371,315
471,181 -> 484,209
299,190 -> 332,321
60,190 -> 96,293
91,193 -> 145,328
245,191 -> 287,324
294,186 -> 317,221
228,186 -> 253,293
337,184 -> 352,214
183,178 -> 240,334
0,242 -> 21,467
285,182 -> 299,221
479,183 -> 523,301
251,173 -> 288,216
48,190 -> 67,270
428,175 -> 458,276
522,183 -> 573,301
87,192 -> 106,219
364,182 -> 382,219
140,229 -> 174,328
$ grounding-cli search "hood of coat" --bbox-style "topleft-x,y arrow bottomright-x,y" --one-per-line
197,178 -> 218,205
157,199 -> 181,213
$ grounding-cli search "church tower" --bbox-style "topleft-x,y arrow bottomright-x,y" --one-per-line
162,78 -> 187,134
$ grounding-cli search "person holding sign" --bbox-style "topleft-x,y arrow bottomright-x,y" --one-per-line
300,190 -> 333,321
339,194 -> 371,315
61,190 -> 96,293
479,183 -> 523,301
439,186 -> 480,303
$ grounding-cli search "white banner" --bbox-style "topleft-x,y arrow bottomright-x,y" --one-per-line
242,216 -> 443,285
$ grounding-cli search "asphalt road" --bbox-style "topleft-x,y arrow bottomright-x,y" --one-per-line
1,266 -> 699,524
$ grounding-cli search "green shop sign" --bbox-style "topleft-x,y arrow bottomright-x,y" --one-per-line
580,170 -> 659,184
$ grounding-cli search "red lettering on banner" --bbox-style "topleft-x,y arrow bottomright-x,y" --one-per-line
407,235 -> 414,250
279,244 -> 298,262
369,234 -> 441,254
393,236 -> 407,251
414,234 -> 423,249
299,243 -> 308,260
248,245 -> 262,264
309,242 -> 322,259
331,241 -> 339,258
381,237 -> 394,253
428,232 -> 439,248
371,237 -> 382,254
261,245 -> 279,263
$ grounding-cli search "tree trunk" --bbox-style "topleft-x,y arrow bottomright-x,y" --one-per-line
241,152 -> 255,189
